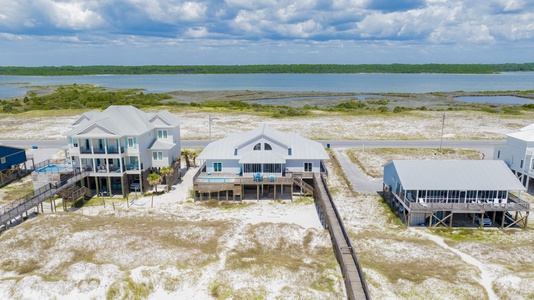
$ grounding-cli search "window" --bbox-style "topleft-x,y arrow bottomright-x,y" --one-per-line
264,143 -> 272,150
244,163 -> 262,173
520,160 -> 524,169
157,130 -> 168,139
152,151 -> 163,161
253,143 -> 261,150
497,150 -> 500,159
263,164 -> 281,173
1,157 -> 5,164
127,137 -> 137,149
213,162 -> 222,172
304,162 -> 313,172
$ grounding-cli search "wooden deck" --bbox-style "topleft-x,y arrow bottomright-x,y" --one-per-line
394,191 -> 530,214
313,173 -> 371,300
193,171 -> 314,200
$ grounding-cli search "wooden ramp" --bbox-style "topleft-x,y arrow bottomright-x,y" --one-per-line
0,170 -> 89,226
313,173 -> 371,300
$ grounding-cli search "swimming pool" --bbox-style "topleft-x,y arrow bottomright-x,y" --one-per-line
200,178 -> 234,183
36,164 -> 68,173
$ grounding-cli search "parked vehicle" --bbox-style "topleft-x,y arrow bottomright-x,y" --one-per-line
130,178 -> 140,192
474,213 -> 492,226
495,212 -> 514,226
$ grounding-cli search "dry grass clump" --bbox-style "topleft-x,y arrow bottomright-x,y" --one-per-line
0,177 -> 34,205
347,147 -> 483,178
354,230 -> 480,285
224,223 -> 344,298
0,212 -> 229,277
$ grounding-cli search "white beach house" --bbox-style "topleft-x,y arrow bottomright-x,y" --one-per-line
494,123 -> 534,190
65,106 -> 181,196
194,124 -> 329,200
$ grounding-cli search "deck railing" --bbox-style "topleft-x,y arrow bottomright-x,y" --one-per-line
394,191 -> 530,213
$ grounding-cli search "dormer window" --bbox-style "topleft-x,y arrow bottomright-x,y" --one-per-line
253,143 -> 261,150
264,143 -> 272,150
157,130 -> 168,139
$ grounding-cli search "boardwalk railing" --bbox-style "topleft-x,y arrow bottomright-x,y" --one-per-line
0,168 -> 89,226
314,173 -> 371,300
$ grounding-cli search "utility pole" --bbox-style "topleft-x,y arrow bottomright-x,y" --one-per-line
208,115 -> 213,141
439,113 -> 445,152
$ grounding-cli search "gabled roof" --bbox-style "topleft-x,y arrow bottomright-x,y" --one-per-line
198,124 -> 329,161
70,110 -> 100,127
235,125 -> 291,149
507,128 -> 534,142
65,106 -> 180,138
147,110 -> 181,127
519,123 -> 534,132
385,160 -> 525,191
239,151 -> 286,164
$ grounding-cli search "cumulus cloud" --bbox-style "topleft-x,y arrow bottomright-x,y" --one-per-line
0,0 -> 533,64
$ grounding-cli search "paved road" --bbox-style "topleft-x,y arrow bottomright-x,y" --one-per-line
0,139 -> 504,150
333,149 -> 383,194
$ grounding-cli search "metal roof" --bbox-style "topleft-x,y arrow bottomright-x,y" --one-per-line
148,139 -> 175,151
387,160 -> 526,191
65,106 -> 180,138
239,151 -> 286,164
197,124 -> 329,161
507,129 -> 534,142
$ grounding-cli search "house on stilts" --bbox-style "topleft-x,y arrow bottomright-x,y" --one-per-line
193,124 -> 329,201
382,160 -> 530,229
62,106 -> 181,197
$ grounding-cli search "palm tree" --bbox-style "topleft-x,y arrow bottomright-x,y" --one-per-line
182,149 -> 191,170
147,172 -> 162,208
160,166 -> 174,189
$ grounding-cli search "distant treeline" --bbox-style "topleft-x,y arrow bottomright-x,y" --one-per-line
1,63 -> 534,75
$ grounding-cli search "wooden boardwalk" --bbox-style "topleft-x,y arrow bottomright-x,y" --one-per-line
313,173 -> 371,300
0,170 -> 89,227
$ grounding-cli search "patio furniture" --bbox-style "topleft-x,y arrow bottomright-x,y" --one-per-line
269,175 -> 276,182
254,173 -> 263,182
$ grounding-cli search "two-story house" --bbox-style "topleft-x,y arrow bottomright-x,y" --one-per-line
494,124 -> 534,190
65,106 -> 181,196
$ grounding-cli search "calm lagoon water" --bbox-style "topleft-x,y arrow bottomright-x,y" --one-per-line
454,96 -> 534,105
1,72 -> 534,99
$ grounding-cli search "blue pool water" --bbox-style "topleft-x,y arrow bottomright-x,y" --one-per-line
200,178 -> 234,183
36,164 -> 68,173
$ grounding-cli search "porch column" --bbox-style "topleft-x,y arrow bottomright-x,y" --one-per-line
107,177 -> 112,197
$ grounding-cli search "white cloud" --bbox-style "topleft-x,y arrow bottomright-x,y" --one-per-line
0,0 -> 533,65
48,1 -> 105,30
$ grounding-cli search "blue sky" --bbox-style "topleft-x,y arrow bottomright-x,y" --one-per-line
0,0 -> 533,66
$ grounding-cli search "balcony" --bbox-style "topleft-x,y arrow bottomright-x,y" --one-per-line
83,164 -> 124,175
79,146 -> 124,155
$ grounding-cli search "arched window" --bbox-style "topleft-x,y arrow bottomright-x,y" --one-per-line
253,143 -> 261,150
264,143 -> 272,150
